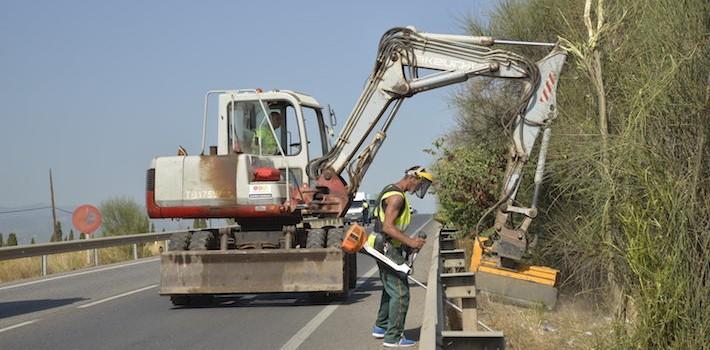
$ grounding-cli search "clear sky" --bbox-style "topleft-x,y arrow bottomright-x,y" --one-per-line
0,0 -> 498,215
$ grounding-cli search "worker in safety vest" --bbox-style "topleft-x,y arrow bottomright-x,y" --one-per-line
362,200 -> 370,225
253,111 -> 282,155
370,165 -> 433,348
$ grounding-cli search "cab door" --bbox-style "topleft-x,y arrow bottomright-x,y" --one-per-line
220,94 -> 310,205
301,106 -> 330,186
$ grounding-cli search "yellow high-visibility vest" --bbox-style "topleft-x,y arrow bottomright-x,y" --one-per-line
373,185 -> 411,247
254,126 -> 279,154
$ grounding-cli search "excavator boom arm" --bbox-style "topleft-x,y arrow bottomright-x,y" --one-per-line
308,27 -> 566,263
310,28 -> 542,181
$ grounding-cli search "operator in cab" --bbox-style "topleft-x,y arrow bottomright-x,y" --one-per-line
253,111 -> 283,155
370,165 -> 433,348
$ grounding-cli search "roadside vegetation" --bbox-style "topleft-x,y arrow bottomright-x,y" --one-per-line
0,197 -> 163,284
432,0 -> 709,349
0,245 -> 163,283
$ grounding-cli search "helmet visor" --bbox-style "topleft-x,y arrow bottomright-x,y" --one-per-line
414,179 -> 432,199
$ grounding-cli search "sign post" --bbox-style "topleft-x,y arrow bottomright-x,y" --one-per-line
72,205 -> 102,266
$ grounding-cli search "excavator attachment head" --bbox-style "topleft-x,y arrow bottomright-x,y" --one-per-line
471,237 -> 559,308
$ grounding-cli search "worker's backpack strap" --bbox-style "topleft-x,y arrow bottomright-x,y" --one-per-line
373,184 -> 405,216
366,231 -> 386,254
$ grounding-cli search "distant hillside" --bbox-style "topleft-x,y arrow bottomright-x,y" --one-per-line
0,204 -> 74,244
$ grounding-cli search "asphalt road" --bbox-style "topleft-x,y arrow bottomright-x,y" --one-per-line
0,214 -> 438,350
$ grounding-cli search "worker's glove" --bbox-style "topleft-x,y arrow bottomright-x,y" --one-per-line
404,232 -> 427,267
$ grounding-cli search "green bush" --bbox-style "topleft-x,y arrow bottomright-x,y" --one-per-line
430,144 -> 505,234
99,197 -> 149,236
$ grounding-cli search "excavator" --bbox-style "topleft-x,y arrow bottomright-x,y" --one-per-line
146,26 -> 566,306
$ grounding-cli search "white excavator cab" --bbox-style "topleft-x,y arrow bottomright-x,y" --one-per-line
217,90 -> 331,186
147,89 -> 332,223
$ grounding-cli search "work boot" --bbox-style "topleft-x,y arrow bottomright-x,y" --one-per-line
372,325 -> 386,339
383,337 -> 416,348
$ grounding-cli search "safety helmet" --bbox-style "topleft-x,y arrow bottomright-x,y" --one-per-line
406,166 -> 434,198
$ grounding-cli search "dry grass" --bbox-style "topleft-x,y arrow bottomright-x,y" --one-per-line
0,242 -> 164,284
477,293 -> 613,349
0,257 -> 42,283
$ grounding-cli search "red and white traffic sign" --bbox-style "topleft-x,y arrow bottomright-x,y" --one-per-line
72,204 -> 102,235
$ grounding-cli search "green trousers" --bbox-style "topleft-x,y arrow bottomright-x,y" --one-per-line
375,246 -> 410,343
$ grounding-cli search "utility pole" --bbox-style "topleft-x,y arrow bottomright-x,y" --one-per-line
49,168 -> 58,242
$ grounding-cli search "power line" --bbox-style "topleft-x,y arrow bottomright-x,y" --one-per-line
0,206 -> 51,214
0,206 -> 74,215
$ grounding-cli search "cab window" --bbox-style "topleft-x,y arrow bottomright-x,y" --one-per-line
227,100 -> 301,156
302,106 -> 329,158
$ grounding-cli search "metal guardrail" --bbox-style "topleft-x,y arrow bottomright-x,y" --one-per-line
420,226 -> 444,349
0,230 -> 181,276
420,228 -> 506,350
0,231 -> 177,260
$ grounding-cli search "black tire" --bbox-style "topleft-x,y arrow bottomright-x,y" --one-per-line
170,295 -> 190,306
347,253 -> 357,289
188,231 -> 213,250
190,294 -> 215,306
305,228 -> 326,248
307,291 -> 348,303
327,292 -> 348,302
169,294 -> 214,307
168,232 -> 190,251
326,227 -> 345,248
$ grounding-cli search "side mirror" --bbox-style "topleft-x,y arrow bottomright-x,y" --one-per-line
326,105 -> 337,143
327,104 -> 337,127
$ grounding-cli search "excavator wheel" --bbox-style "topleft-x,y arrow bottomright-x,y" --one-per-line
307,291 -> 348,303
305,228 -> 326,248
170,295 -> 189,306
189,294 -> 215,306
326,227 -> 345,248
169,294 -> 215,307
347,252 -> 357,289
168,231 -> 190,251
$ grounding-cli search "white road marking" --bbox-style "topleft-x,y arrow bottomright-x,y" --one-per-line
0,257 -> 160,292
280,266 -> 379,350
280,216 -> 433,350
0,319 -> 40,334
410,217 -> 433,237
77,284 -> 158,309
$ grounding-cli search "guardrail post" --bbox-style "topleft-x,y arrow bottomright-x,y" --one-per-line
41,255 -> 48,276
93,248 -> 99,267
132,243 -> 138,260
442,272 -> 477,331
436,228 -> 506,349
441,249 -> 466,273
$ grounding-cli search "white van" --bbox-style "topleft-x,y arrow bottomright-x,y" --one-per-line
345,192 -> 370,224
